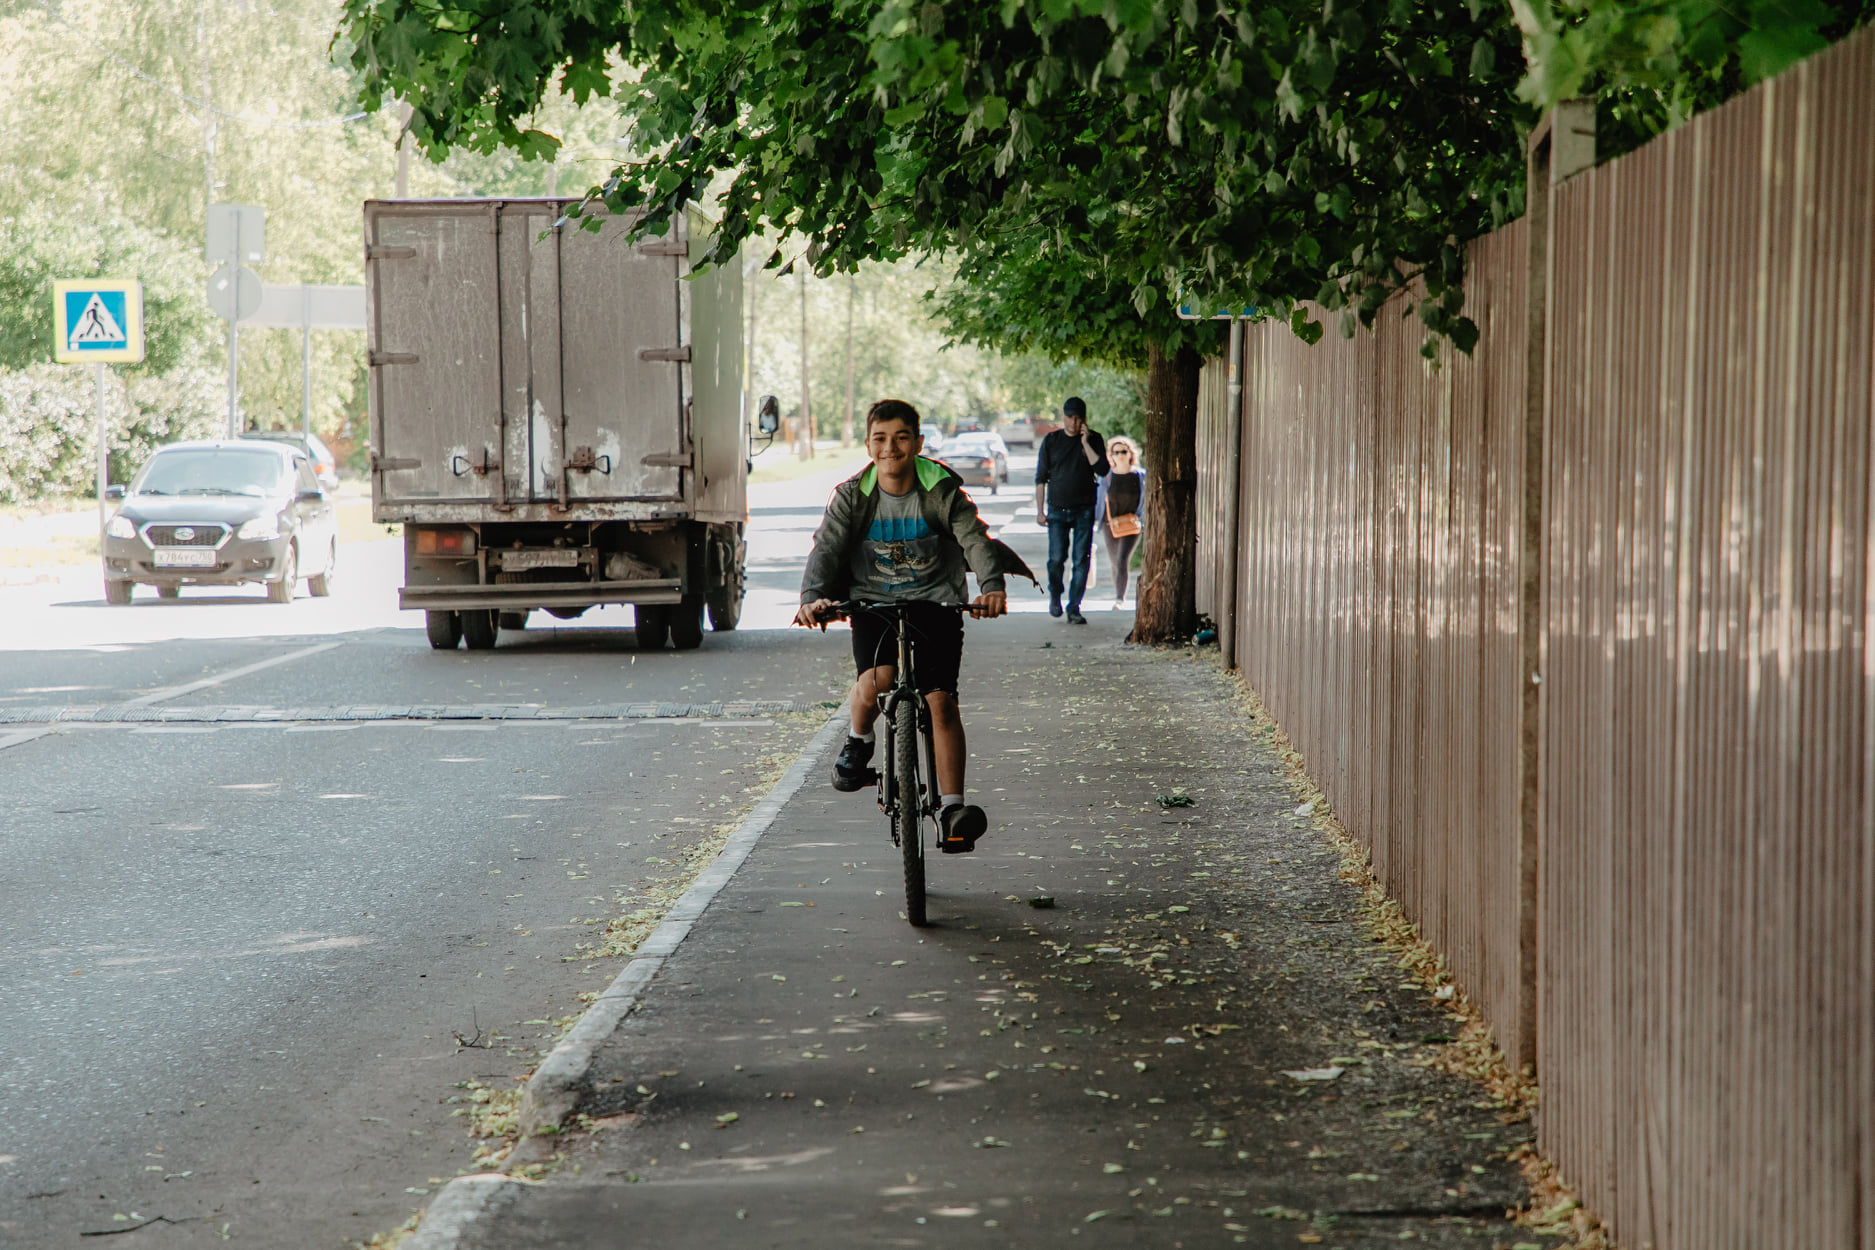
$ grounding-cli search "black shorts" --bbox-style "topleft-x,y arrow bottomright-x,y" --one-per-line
849,602 -> 964,695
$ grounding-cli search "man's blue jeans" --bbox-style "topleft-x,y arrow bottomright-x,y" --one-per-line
1046,506 -> 1095,612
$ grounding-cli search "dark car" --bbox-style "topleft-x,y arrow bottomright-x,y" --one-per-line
937,432 -> 1010,494
101,441 -> 339,605
240,429 -> 340,491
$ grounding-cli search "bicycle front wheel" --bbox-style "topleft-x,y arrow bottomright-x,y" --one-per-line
895,696 -> 926,927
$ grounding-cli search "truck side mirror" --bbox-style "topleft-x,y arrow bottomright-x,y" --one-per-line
756,395 -> 781,435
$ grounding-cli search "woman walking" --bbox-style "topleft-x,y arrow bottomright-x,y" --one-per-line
1095,437 -> 1146,608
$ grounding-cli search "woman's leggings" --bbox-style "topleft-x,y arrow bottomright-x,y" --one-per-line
1102,528 -> 1141,600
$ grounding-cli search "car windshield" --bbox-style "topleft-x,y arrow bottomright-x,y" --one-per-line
135,450 -> 287,497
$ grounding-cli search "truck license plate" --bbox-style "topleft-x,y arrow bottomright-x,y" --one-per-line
153,549 -> 216,568
502,549 -> 580,571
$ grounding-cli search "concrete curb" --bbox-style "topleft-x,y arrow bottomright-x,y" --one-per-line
401,1174 -> 525,1250
401,712 -> 845,1246
511,710 -> 846,1142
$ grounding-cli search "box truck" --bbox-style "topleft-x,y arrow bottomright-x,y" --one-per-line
363,199 -> 770,649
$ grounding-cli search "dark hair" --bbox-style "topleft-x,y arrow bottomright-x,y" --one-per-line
866,399 -> 921,431
1062,396 -> 1087,418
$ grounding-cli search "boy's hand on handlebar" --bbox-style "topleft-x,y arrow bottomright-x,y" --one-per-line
795,599 -> 839,629
967,591 -> 1007,619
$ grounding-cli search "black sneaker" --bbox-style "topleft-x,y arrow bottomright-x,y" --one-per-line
1066,609 -> 1088,624
1049,593 -> 1063,618
938,803 -> 987,853
832,736 -> 876,792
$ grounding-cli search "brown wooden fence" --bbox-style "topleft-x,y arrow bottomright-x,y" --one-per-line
1199,27 -> 1874,1249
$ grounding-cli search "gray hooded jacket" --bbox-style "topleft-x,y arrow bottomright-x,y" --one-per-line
800,457 -> 1031,605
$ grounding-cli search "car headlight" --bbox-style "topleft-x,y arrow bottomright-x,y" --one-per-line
106,514 -> 138,540
237,516 -> 281,541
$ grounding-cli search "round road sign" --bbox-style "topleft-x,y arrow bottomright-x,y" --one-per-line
207,264 -> 262,322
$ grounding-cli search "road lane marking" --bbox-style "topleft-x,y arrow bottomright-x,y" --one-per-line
123,641 -> 344,707
0,728 -> 52,752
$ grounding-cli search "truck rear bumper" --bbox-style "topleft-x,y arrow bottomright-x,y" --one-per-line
399,577 -> 683,612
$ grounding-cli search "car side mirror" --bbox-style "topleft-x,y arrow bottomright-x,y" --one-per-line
756,395 -> 781,435
104,484 -> 125,501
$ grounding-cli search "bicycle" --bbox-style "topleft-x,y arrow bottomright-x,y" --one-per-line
823,599 -> 975,927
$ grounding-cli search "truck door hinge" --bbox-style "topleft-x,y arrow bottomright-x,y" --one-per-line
370,452 -> 422,473
369,351 -> 418,366
365,244 -> 417,260
641,451 -> 693,468
638,346 -> 691,363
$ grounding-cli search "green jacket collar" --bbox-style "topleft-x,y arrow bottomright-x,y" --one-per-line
858,457 -> 947,496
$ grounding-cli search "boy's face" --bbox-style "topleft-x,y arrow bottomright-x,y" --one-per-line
865,417 -> 922,471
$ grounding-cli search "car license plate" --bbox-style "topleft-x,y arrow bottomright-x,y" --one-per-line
502,549 -> 580,571
153,549 -> 217,568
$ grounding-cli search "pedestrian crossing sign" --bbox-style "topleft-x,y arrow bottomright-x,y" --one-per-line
53,279 -> 144,364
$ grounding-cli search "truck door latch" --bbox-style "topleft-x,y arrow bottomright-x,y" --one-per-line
366,244 -> 417,260
638,346 -> 692,363
556,446 -> 612,510
451,449 -> 502,477
641,451 -> 693,468
369,351 -> 418,366
370,452 -> 422,473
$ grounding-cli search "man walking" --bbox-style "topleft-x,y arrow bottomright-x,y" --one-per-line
1033,396 -> 1109,624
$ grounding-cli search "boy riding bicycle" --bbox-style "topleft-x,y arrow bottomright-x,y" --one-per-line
795,399 -> 1017,853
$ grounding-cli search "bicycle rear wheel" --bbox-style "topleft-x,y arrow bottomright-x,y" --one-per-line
894,696 -> 926,927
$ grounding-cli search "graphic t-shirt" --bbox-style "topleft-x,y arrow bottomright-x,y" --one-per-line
848,486 -> 967,603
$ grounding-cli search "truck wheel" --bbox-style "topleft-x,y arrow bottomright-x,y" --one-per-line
426,610 -> 463,650
707,575 -> 742,632
462,609 -> 499,650
104,579 -> 133,606
546,607 -> 587,620
498,611 -> 529,631
635,604 -> 670,651
670,596 -> 705,650
156,585 -> 180,600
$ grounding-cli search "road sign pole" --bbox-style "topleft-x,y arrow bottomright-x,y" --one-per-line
226,213 -> 242,437
301,285 -> 312,437
95,363 -> 108,544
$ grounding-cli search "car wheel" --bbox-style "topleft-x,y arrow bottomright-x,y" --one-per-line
308,541 -> 336,597
267,544 -> 297,604
425,610 -> 462,650
156,584 -> 180,600
461,609 -> 499,650
990,480 -> 999,495
104,579 -> 133,606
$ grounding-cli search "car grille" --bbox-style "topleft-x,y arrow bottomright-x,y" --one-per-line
145,524 -> 230,547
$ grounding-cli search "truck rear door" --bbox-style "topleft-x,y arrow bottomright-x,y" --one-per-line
365,202 -> 504,507
528,209 -> 687,505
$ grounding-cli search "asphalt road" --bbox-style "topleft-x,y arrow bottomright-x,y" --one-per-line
0,447 -> 1054,1248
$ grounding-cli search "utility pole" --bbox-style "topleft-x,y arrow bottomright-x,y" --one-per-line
396,101 -> 413,197
796,266 -> 812,459
841,273 -> 856,447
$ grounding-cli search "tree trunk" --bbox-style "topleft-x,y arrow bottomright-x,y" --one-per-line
1129,340 -> 1201,644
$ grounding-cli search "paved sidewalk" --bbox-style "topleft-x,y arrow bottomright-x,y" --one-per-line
432,613 -> 1561,1249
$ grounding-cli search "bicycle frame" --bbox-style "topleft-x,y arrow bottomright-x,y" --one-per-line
878,612 -> 941,843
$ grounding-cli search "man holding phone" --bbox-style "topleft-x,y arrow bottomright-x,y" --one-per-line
1033,396 -> 1109,624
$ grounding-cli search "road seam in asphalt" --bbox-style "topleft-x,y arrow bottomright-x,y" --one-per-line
402,709 -> 847,1248
121,641 -> 344,706
0,700 -> 811,724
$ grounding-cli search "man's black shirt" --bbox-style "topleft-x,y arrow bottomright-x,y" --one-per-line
1035,428 -> 1110,511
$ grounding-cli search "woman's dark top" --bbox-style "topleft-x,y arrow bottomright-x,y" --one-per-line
1105,472 -> 1141,517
